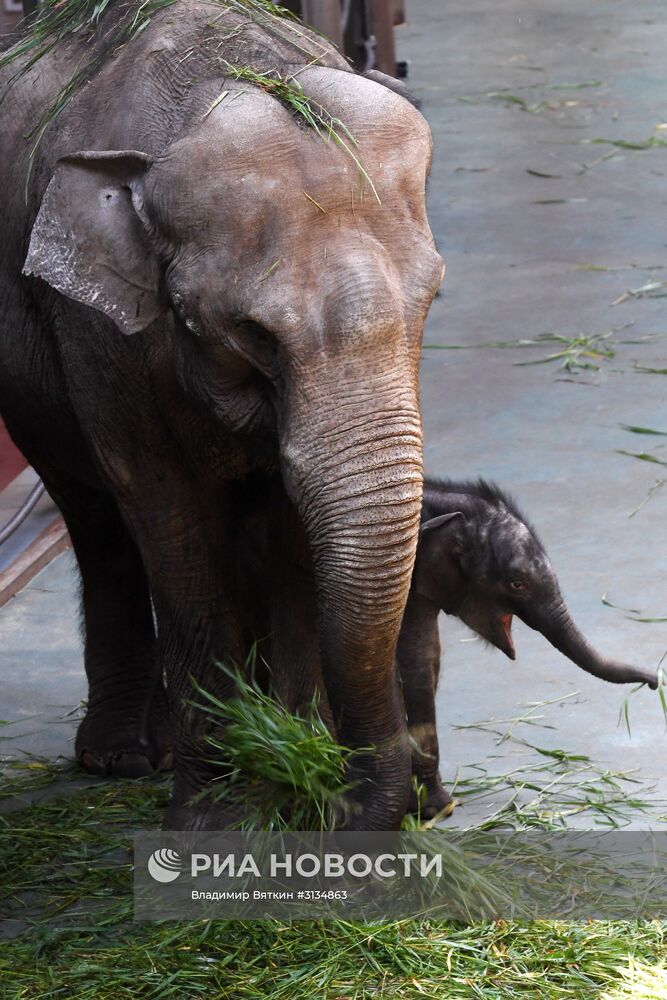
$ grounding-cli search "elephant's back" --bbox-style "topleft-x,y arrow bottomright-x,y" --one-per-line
0,0 -> 349,278
1,0 -> 350,203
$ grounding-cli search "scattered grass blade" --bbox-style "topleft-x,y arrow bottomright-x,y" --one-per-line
617,450 -> 667,468
621,425 -> 667,437
629,479 -> 666,519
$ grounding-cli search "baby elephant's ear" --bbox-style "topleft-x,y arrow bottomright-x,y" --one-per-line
24,150 -> 166,335
420,511 -> 464,537
415,511 -> 468,606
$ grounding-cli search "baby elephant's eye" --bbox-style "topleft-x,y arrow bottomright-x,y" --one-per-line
509,579 -> 526,592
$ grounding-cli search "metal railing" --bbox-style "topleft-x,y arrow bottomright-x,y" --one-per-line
0,480 -> 45,547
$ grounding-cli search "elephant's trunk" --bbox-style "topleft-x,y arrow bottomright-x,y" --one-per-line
522,599 -> 659,689
282,385 -> 424,828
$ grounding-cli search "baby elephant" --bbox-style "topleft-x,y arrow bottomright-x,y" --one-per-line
401,478 -> 659,819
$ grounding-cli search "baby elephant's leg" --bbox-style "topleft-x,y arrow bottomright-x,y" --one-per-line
397,595 -> 453,819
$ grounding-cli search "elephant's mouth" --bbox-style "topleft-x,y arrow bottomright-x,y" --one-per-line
499,613 -> 516,660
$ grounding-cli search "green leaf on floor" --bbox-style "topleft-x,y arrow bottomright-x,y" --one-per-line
601,594 -> 642,615
585,134 -> 667,150
612,281 -> 667,305
620,425 -> 667,436
617,450 -> 667,468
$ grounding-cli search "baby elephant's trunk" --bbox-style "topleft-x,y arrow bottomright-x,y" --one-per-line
522,599 -> 659,689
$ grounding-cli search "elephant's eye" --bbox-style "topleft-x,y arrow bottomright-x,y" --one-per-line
509,579 -> 526,592
234,320 -> 280,375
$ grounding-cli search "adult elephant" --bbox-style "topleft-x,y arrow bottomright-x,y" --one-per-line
0,0 -> 443,829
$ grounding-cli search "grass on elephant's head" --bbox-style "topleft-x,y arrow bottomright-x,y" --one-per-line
0,0 -> 177,175
0,0 -> 333,183
221,63 -> 381,203
0,0 -> 175,73
0,0 -> 298,70
1,0 -> 375,209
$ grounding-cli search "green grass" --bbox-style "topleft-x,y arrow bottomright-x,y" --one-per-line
1,765 -> 667,998
192,665 -> 353,830
449,695 -> 664,830
617,425 -> 667,476
0,0 -> 178,186
2,780 -> 667,999
2,910 -> 667,999
2,676 -> 667,997
586,134 -> 667,151
617,450 -> 667,469
455,80 -> 604,118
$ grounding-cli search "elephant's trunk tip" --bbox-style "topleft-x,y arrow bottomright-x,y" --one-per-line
589,659 -> 658,689
644,669 -> 660,691
523,601 -> 663,689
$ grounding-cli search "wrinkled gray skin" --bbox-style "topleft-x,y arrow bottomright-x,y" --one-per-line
0,2 -> 443,830
402,479 -> 659,818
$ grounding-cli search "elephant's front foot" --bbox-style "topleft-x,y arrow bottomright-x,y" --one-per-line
409,777 -> 456,821
76,679 -> 173,778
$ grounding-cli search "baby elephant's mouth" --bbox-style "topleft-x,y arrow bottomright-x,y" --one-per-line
499,613 -> 516,660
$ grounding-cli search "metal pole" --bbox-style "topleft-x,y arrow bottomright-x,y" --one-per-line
301,0 -> 343,49
367,0 -> 396,75
392,1 -> 406,25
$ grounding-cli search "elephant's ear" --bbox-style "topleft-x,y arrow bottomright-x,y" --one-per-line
414,512 -> 467,606
23,150 -> 166,336
419,511 -> 464,537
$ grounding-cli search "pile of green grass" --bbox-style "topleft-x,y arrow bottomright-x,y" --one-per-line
193,666 -> 353,830
3,907 -> 666,999
2,672 -> 667,997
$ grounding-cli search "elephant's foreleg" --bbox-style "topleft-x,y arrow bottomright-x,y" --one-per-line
49,481 -> 171,777
118,481 -> 248,829
397,594 -> 453,819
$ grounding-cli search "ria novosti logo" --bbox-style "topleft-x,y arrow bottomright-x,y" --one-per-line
147,848 -> 183,883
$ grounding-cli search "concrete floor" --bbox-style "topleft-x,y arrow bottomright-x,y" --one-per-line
408,0 -> 667,825
1,0 -> 667,826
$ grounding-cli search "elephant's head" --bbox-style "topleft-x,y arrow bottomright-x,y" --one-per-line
24,68 -> 444,826
414,479 -> 659,688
